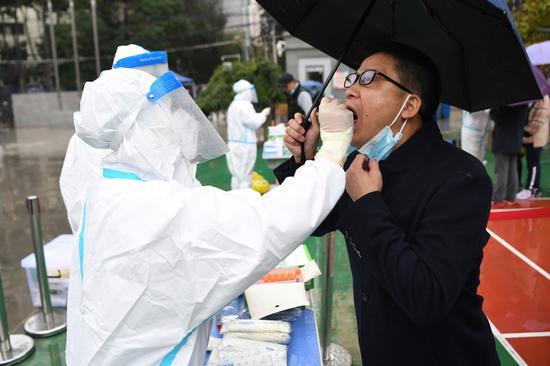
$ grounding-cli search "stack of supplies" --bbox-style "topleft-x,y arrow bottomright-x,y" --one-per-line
207,336 -> 287,366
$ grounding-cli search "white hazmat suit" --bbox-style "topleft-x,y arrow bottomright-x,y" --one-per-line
226,79 -> 270,189
60,44 -> 169,233
64,68 -> 353,365
460,110 -> 491,163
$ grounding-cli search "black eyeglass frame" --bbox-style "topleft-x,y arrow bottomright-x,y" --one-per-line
344,69 -> 413,94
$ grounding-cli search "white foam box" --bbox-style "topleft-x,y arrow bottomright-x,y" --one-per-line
20,234 -> 73,307
245,245 -> 322,319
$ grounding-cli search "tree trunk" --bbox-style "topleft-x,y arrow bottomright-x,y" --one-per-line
13,6 -> 25,92
40,0 -> 53,91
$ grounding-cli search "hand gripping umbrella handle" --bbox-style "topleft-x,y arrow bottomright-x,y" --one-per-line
299,102 -> 317,163
298,64 -> 336,164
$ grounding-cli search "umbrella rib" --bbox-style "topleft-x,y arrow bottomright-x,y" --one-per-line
417,0 -> 472,110
456,0 -> 512,31
299,0 -> 378,163
306,0 -> 379,119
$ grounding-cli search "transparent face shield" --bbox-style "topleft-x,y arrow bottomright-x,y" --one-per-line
248,86 -> 259,104
113,51 -> 170,78
135,64 -> 169,78
147,72 -> 228,164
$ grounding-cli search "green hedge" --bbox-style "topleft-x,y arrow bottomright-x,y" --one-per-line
198,58 -> 286,114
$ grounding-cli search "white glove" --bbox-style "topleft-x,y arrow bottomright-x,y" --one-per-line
314,97 -> 353,166
260,107 -> 271,117
317,97 -> 353,132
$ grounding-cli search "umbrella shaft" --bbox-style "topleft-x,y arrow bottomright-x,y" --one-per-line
300,0 -> 378,163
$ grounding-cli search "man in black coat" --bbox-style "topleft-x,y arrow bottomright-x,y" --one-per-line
489,105 -> 529,206
279,73 -> 314,121
275,45 -> 500,365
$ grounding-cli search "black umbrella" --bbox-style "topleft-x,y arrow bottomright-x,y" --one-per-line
259,0 -> 541,113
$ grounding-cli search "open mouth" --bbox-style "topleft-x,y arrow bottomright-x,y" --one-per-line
347,106 -> 358,121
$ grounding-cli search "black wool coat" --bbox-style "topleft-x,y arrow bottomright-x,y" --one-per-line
274,121 -> 500,366
490,104 -> 529,155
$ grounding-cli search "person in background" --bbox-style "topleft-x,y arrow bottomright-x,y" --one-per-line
460,110 -> 491,164
517,94 -> 550,199
517,67 -> 550,199
279,72 -> 313,120
226,79 -> 271,189
490,104 -> 529,207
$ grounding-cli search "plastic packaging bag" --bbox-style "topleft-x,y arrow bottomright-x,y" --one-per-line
262,307 -> 303,322
220,319 -> 291,334
224,332 -> 291,345
208,337 -> 287,366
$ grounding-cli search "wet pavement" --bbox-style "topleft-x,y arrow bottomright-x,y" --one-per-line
0,127 -> 73,331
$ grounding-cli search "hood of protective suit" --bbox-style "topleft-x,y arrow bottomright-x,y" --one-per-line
60,45 -> 176,235
233,79 -> 258,103
75,68 -> 226,183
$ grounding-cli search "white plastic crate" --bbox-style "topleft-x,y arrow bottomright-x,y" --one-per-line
20,234 -> 73,308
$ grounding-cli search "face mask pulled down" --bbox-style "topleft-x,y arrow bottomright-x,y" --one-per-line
357,94 -> 411,162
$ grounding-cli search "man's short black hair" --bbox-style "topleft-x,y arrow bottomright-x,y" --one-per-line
279,72 -> 295,85
371,44 -> 441,121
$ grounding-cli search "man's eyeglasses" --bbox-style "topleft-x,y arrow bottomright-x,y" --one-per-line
344,69 -> 413,94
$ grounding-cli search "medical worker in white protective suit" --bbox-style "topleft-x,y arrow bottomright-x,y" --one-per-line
60,44 -> 169,233
65,67 -> 354,365
460,109 -> 491,163
226,79 -> 271,189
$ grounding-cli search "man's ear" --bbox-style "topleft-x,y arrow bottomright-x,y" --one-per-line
401,94 -> 422,119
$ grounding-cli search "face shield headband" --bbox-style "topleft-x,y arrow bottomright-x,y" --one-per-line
113,51 -> 169,78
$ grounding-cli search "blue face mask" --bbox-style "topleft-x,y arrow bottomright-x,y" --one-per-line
357,95 -> 411,162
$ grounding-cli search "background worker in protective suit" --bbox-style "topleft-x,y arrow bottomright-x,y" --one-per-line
60,44 -> 169,233
226,79 -> 271,189
64,67 -> 353,365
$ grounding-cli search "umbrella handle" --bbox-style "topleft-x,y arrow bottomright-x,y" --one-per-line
298,117 -> 313,164
298,67 -> 335,163
298,72 -> 332,163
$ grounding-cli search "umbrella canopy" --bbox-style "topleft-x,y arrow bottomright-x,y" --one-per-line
509,66 -> 548,106
526,40 -> 550,66
258,0 -> 541,112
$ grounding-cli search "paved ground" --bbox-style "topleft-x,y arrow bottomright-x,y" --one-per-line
0,127 -> 73,331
